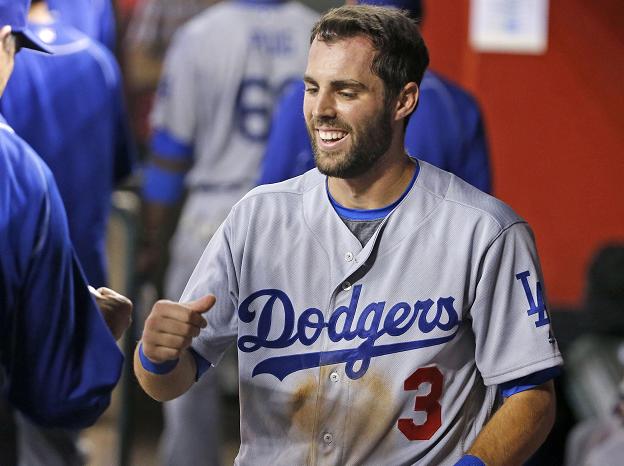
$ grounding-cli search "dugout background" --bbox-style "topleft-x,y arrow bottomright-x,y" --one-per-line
419,0 -> 624,307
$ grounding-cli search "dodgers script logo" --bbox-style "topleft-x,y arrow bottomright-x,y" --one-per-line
237,285 -> 460,381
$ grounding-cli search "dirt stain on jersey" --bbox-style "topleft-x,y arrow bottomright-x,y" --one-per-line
289,366 -> 338,465
288,366 -> 399,465
290,375 -> 318,428
342,370 -> 398,464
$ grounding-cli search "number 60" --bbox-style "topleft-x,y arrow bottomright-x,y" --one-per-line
234,76 -> 299,142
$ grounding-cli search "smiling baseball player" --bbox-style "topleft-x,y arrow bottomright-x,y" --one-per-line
135,5 -> 562,465
258,0 -> 492,195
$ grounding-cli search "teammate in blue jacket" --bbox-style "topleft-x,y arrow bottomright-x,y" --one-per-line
1,0 -> 136,288
258,0 -> 492,194
0,0 -> 130,436
0,2 -> 135,462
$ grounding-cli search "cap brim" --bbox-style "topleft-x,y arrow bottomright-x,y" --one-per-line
14,29 -> 53,54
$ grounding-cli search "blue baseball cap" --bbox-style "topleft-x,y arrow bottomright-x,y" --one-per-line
0,0 -> 52,53
357,0 -> 423,19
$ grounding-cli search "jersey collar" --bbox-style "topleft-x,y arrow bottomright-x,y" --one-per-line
303,160 -> 447,272
327,160 -> 420,221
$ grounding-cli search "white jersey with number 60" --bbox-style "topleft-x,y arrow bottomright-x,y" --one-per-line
150,0 -> 318,191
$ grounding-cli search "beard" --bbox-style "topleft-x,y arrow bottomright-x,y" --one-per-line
307,105 -> 393,179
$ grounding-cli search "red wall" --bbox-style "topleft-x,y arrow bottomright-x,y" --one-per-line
423,0 -> 624,306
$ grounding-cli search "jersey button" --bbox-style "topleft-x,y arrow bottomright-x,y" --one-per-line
341,281 -> 352,291
344,251 -> 354,262
323,433 -> 333,444
329,371 -> 340,383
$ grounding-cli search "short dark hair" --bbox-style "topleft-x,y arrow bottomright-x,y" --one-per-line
310,5 -> 429,103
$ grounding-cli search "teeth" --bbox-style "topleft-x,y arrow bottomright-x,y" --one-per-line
319,130 -> 347,141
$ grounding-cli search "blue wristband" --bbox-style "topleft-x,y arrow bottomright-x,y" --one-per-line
138,342 -> 179,375
455,455 -> 486,466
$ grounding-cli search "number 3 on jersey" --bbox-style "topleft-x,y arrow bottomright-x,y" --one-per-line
398,366 -> 444,441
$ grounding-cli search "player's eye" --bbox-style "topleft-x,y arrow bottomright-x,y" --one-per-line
304,86 -> 318,95
338,90 -> 357,99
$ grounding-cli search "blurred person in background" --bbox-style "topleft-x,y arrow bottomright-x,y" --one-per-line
531,243 -> 624,466
123,0 -> 220,152
138,1 -> 318,464
258,0 -> 492,195
0,1 -> 132,464
565,379 -> 624,466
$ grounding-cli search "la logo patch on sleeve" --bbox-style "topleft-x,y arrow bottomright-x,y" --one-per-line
516,270 -> 551,328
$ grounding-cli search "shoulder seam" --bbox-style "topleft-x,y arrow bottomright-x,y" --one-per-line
237,178 -> 323,205
443,197 -> 521,232
484,219 -> 529,253
431,174 -> 521,232
414,173 -> 525,239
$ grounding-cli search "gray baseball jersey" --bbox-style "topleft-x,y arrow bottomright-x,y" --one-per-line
184,160 -> 563,465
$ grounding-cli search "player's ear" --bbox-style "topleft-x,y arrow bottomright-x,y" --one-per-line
394,82 -> 419,122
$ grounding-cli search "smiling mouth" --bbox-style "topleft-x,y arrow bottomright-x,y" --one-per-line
317,129 -> 348,147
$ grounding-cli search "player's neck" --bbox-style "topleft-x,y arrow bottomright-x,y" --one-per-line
28,3 -> 54,24
327,141 -> 416,211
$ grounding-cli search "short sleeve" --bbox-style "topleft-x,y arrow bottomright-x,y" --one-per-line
149,28 -> 197,150
186,212 -> 239,366
471,222 -> 563,386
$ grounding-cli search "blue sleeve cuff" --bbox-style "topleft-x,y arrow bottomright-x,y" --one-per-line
142,162 -> 186,204
150,129 -> 193,160
138,342 -> 179,375
499,366 -> 561,398
454,454 -> 485,466
189,347 -> 212,381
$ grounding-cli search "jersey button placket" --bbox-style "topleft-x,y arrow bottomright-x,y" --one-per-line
329,371 -> 340,383
341,281 -> 352,291
322,432 -> 333,444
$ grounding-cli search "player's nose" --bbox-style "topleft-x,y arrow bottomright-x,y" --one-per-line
310,89 -> 337,120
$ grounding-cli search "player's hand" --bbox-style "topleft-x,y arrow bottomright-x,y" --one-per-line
89,286 -> 133,341
140,295 -> 215,363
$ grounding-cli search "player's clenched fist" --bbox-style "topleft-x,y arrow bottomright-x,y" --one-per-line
140,295 -> 216,363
